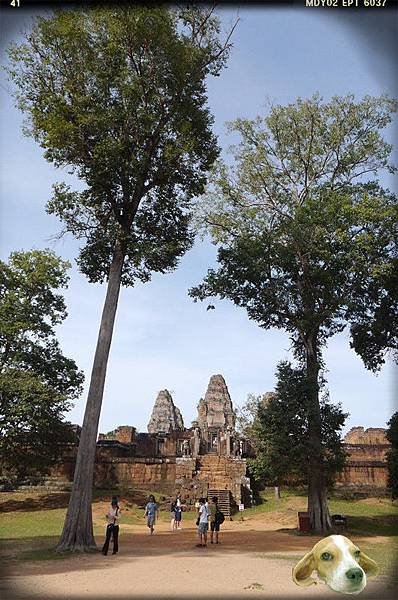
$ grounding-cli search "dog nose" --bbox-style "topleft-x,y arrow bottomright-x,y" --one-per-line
345,568 -> 364,582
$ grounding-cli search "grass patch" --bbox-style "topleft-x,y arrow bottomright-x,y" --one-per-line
328,498 -> 398,537
328,498 -> 398,519
244,491 -> 301,515
0,507 -> 103,540
244,492 -> 398,537
0,507 -> 67,539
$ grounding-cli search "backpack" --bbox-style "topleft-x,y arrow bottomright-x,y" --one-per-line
215,510 -> 225,525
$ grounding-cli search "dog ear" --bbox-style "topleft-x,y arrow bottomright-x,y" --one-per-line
292,550 -> 317,587
358,552 -> 379,578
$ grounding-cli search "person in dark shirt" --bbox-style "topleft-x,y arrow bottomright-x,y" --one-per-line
209,496 -> 220,544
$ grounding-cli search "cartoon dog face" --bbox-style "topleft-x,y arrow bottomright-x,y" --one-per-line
292,535 -> 379,595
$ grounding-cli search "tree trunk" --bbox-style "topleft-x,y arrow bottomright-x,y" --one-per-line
57,241 -> 125,552
305,337 -> 332,534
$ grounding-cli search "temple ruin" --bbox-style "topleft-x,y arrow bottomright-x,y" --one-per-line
47,375 -> 391,507
53,374 -> 251,513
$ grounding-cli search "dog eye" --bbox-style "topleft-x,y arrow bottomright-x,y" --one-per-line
321,552 -> 333,561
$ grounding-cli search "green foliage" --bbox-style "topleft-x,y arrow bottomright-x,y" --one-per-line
7,6 -> 233,284
245,362 -> 347,487
386,412 -> 398,499
0,250 -> 84,476
190,94 -> 398,370
386,412 -> 398,447
0,371 -> 75,476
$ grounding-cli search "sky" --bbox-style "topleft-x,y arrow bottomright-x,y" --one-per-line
0,4 -> 397,437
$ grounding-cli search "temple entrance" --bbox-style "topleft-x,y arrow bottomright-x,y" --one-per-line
208,432 -> 218,453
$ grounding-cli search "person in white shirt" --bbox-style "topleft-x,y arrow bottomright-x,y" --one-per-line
102,496 -> 121,555
196,497 -> 209,548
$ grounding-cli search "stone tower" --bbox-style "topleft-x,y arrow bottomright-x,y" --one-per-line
197,374 -> 236,431
147,390 -> 184,434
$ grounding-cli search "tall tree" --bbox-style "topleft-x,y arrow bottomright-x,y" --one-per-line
242,362 -> 347,492
190,94 -> 398,532
386,412 -> 398,500
0,250 -> 83,477
7,6 -> 236,550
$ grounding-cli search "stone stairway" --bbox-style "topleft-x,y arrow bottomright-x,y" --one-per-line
195,455 -> 241,516
208,488 -> 232,517
196,455 -> 233,488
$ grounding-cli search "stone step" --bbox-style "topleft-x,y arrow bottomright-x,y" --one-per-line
208,489 -> 232,516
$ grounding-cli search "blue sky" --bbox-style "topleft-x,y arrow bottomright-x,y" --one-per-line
0,5 -> 396,436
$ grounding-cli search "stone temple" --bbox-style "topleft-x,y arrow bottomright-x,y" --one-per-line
52,374 -> 250,512
50,374 -> 391,510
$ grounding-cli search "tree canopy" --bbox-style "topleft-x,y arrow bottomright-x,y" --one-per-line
7,5 -> 235,285
190,94 -> 397,531
242,362 -> 347,490
0,250 -> 83,477
191,94 -> 398,369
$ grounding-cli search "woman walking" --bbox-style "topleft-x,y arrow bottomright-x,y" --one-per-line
145,494 -> 159,535
102,496 -> 121,556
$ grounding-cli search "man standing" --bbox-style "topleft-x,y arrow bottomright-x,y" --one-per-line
209,496 -> 221,544
196,497 -> 209,548
144,494 -> 159,535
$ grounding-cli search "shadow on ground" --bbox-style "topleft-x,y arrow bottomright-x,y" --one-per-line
0,490 -> 152,513
346,515 -> 398,537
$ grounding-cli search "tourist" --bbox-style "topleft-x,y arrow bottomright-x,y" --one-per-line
144,494 -> 159,535
102,496 -> 121,556
196,497 -> 209,547
174,501 -> 182,530
170,499 -> 177,531
209,496 -> 221,544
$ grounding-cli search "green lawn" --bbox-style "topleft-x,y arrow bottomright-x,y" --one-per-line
0,507 -> 67,539
244,490 -> 398,537
244,490 -> 302,515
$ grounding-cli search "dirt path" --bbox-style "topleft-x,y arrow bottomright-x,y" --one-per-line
1,523 -> 394,600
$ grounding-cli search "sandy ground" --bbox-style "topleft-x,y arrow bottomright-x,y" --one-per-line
1,518 -> 395,600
